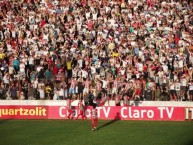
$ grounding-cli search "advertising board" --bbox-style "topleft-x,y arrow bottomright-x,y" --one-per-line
0,106 -> 186,121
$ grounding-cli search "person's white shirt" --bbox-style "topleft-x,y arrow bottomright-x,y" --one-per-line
28,57 -> 34,65
109,19 -> 115,27
175,82 -> 181,91
53,90 -> 59,100
101,80 -> 108,89
59,88 -> 64,96
77,69 -> 82,78
91,66 -> 96,74
189,83 -> 193,90
93,12 -> 97,20
170,83 -> 175,90
86,12 -> 90,19
181,78 -> 187,86
120,68 -> 125,75
137,63 -> 143,72
138,50 -> 143,58
72,69 -> 77,78
3,75 -> 9,84
136,72 -> 141,79
33,79 -> 38,89
162,64 -> 168,73
82,70 -> 88,78
20,63 -> 25,73
96,61 -> 101,68
36,66 -> 43,72
12,31 -> 16,38
178,60 -> 183,68
163,77 -> 167,83
9,66 -> 14,74
122,60 -> 127,68
105,7 -> 110,13
43,33 -> 49,41
7,44 -> 12,51
109,58 -> 115,66
39,89 -> 45,99
158,71 -> 164,78
78,59 -> 83,68
159,56 -> 165,64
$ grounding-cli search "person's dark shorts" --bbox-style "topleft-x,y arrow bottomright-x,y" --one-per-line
180,86 -> 186,92
170,90 -> 176,96
189,90 -> 193,95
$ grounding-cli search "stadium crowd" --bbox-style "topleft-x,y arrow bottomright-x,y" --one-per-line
0,0 -> 193,104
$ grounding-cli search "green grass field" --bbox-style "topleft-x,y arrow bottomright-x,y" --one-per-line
0,120 -> 193,145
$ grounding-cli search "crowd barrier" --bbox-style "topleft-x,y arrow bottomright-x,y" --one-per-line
0,101 -> 192,121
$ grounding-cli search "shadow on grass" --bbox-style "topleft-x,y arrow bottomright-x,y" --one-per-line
0,119 -> 10,124
97,112 -> 121,130
186,140 -> 193,145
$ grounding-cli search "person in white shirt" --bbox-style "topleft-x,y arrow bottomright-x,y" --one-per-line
178,59 -> 183,69
162,63 -> 168,73
39,86 -> 45,100
3,74 -> 10,88
82,69 -> 88,79
90,65 -> 96,79
174,80 -> 181,101
180,75 -> 187,99
58,86 -> 64,100
28,55 -> 34,71
8,64 -> 15,77
188,80 -> 193,101
99,78 -> 108,97
137,62 -> 143,72
169,80 -> 176,101
19,62 -> 25,75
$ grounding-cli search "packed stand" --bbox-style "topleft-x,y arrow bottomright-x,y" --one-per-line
0,0 -> 193,104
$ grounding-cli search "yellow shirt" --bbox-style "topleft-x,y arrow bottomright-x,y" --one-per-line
0,53 -> 5,59
45,86 -> 52,94
112,52 -> 119,57
66,61 -> 72,70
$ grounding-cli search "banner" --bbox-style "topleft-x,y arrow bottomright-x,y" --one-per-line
0,106 -> 48,119
0,106 -> 187,121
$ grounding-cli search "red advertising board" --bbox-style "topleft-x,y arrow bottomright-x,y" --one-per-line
0,106 -> 186,121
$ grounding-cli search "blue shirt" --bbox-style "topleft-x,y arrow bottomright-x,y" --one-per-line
13,59 -> 19,67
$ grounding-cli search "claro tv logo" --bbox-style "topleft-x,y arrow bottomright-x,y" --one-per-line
0,107 -> 47,117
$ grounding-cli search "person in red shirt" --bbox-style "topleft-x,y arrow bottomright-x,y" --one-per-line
52,65 -> 59,75
91,104 -> 98,131
67,98 -> 74,119
76,100 -> 87,120
135,79 -> 142,98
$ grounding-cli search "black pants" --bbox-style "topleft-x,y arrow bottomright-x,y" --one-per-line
145,90 -> 152,101
67,69 -> 72,79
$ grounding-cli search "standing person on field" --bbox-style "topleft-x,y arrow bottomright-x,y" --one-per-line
76,100 -> 87,120
91,104 -> 98,131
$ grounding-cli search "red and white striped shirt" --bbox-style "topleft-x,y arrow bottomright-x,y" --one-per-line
113,80 -> 118,89
70,79 -> 76,88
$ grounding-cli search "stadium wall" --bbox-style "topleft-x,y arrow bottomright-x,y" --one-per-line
0,101 -> 192,121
